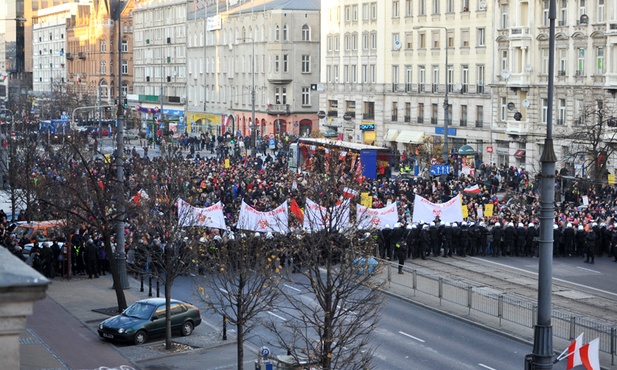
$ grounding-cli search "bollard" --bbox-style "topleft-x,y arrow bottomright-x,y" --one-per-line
498,295 -> 504,326
438,278 -> 443,306
611,327 -> 615,366
412,270 -> 417,295
569,316 -> 576,341
223,315 -> 227,340
467,286 -> 473,314
156,279 -> 160,297
148,275 -> 152,297
140,274 -> 144,293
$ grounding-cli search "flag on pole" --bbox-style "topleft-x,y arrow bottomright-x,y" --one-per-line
343,187 -> 359,199
290,198 -> 304,223
564,333 -> 584,369
579,338 -> 600,370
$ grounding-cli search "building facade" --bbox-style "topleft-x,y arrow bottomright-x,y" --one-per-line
491,0 -> 617,174
319,0 -> 494,167
183,0 -> 321,140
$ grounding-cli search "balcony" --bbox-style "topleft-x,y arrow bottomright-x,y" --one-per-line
392,115 -> 398,122
509,27 -> 531,39
608,23 -> 617,34
78,52 -> 86,60
404,115 -> 411,122
475,120 -> 483,128
65,52 -> 74,61
363,113 -> 375,120
431,117 -> 438,124
506,120 -> 529,136
327,110 -> 338,117
604,73 -> 617,90
460,119 -> 467,127
417,117 -> 424,124
506,73 -> 531,89
405,84 -> 413,92
266,104 -> 290,115
391,83 -> 399,92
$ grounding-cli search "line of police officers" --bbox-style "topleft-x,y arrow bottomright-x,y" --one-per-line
370,219 -> 617,274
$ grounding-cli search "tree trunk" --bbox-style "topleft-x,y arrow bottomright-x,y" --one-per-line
165,278 -> 172,350
105,238 -> 127,312
237,323 -> 244,370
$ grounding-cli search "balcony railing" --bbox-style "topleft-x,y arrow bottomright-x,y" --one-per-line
405,84 -> 413,92
78,52 -> 86,60
66,52 -> 74,61
392,83 -> 399,92
267,104 -> 290,115
392,115 -> 398,122
404,115 -> 411,123
363,113 -> 375,120
475,120 -> 483,128
327,110 -> 338,117
431,117 -> 438,124
460,119 -> 467,127
417,117 -> 424,124
418,84 -> 425,93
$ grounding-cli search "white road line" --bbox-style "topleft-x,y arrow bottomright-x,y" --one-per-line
219,288 -> 229,294
471,257 -> 617,298
479,364 -> 496,370
337,305 -> 357,315
576,266 -> 601,274
284,284 -> 301,292
398,331 -> 425,343
267,311 -> 287,321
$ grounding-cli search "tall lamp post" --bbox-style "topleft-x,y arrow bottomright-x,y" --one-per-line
237,37 -> 255,151
111,0 -> 129,290
0,108 -> 14,134
413,26 -> 450,163
530,0 -> 557,368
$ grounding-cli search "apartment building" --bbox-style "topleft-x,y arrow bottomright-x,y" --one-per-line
491,0 -> 617,173
185,0 -> 321,139
320,0 -> 494,165
133,0 -> 187,135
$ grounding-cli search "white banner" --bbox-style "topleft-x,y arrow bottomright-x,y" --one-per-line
357,202 -> 399,230
412,194 -> 463,223
303,198 -> 350,231
177,199 -> 227,229
236,201 -> 289,233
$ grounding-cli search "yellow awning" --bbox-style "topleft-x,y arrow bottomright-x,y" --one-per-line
395,131 -> 424,144
384,129 -> 399,141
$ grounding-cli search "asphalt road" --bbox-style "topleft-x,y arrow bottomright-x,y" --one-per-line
168,275 -> 551,370
471,254 -> 617,298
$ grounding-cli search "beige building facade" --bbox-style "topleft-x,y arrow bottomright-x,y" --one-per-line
319,0 -> 494,166
185,0 -> 321,140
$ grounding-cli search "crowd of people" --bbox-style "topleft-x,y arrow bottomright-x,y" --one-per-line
3,133 -> 617,278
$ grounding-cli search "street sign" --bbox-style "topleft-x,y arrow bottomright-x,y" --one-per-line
310,84 -> 317,91
486,146 -> 493,153
430,164 -> 450,176
430,157 -> 437,165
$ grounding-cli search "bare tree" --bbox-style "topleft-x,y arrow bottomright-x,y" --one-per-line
128,156 -> 202,350
265,150 -> 385,370
557,96 -> 617,182
194,232 -> 284,370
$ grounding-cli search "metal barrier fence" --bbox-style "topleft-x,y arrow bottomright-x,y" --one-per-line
375,259 -> 616,365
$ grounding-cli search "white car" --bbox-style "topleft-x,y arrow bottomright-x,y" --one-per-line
123,129 -> 140,141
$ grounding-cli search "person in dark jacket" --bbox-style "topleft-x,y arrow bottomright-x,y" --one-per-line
393,223 -> 409,273
405,224 -> 418,259
381,224 -> 392,260
389,222 -> 406,263
575,225 -> 586,256
459,222 -> 469,257
477,222 -> 488,256
441,222 -> 453,257
491,222 -> 503,257
610,225 -> 617,262
84,238 -> 99,279
562,223 -> 575,257
515,223 -> 526,257
451,222 -> 460,256
525,222 -> 539,257
419,224 -> 431,259
39,243 -> 53,278
428,222 -> 440,257
504,222 -> 516,256
584,227 -> 597,264
601,223 -> 611,258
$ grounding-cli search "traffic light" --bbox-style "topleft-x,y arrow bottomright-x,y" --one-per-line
123,98 -> 128,108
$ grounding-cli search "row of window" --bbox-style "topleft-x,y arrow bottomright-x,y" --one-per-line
500,97 -> 605,126
184,54 -> 311,76
326,28 -> 485,53
99,40 -> 130,53
184,23 -> 312,50
333,0 -> 482,23
186,85 -> 313,107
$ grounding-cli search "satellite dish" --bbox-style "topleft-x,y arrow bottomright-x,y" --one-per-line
479,0 -> 487,10
507,102 -> 516,111
501,70 -> 510,80
522,99 -> 530,108
454,83 -> 462,92
393,40 -> 402,50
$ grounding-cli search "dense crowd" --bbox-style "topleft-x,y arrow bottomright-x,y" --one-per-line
3,135 -> 617,279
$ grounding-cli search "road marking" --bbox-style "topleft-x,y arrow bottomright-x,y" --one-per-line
219,288 -> 228,294
337,305 -> 357,315
267,311 -> 287,321
479,364 -> 496,370
576,266 -> 601,274
398,331 -> 425,343
284,284 -> 301,292
471,257 -> 617,298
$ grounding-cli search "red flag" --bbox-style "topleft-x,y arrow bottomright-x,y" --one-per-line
565,333 -> 584,369
463,184 -> 481,194
343,187 -> 358,199
355,158 -> 363,183
290,198 -> 304,223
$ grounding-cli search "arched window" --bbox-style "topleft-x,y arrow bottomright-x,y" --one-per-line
275,25 -> 280,41
282,24 -> 288,41
302,24 -> 310,41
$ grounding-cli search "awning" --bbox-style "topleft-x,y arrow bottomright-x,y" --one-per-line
396,131 -> 424,144
384,129 -> 399,141
514,149 -> 526,158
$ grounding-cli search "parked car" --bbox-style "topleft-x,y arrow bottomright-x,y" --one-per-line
98,298 -> 202,345
123,129 -> 140,142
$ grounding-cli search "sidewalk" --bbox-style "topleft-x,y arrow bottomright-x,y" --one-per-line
21,273 -> 236,370
20,256 -> 617,369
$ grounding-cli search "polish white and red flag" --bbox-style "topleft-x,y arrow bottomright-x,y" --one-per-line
463,184 -> 481,194
342,187 -> 359,199
557,333 -> 601,370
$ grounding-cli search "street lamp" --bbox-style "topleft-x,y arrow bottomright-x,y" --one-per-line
237,37 -> 255,151
413,26 -> 450,164
0,108 -> 14,134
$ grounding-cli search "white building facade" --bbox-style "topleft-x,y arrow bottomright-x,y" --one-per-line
491,0 -> 617,174
319,0 -> 494,166
185,0 -> 321,139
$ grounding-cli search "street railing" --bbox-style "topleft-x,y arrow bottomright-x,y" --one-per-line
371,258 -> 616,365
